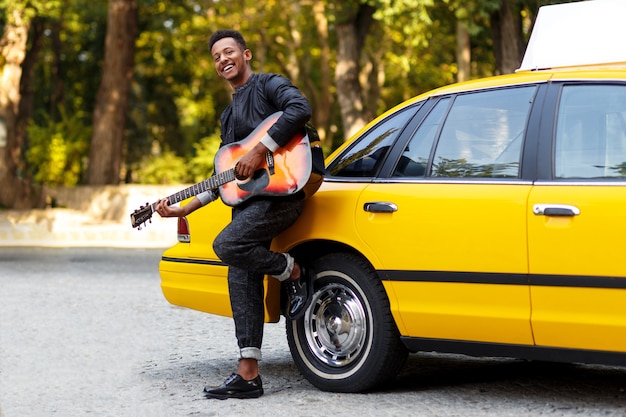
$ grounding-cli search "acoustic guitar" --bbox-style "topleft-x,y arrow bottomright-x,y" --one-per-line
130,112 -> 314,229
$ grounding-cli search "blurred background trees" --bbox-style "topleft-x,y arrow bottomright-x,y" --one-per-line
0,0 -> 575,208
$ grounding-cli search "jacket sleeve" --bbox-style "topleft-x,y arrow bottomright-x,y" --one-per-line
263,74 -> 312,148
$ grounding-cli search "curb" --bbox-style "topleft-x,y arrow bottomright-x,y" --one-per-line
0,210 -> 178,248
0,185 -> 185,248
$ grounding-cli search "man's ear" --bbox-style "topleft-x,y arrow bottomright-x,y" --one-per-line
243,48 -> 252,62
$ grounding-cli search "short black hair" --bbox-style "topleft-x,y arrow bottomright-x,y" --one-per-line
209,30 -> 247,52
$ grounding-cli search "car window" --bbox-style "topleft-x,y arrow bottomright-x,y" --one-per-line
430,86 -> 537,178
555,84 -> 626,179
393,97 -> 451,177
328,105 -> 417,178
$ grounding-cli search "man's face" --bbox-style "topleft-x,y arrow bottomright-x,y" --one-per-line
211,37 -> 252,87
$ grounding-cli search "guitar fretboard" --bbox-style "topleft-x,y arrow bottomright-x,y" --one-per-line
165,169 -> 236,207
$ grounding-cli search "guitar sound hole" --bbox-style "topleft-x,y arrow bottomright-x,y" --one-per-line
233,166 -> 248,181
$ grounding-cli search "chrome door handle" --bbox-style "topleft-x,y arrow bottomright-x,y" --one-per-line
533,204 -> 580,217
363,202 -> 398,213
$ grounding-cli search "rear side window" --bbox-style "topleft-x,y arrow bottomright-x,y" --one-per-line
328,105 -> 417,178
555,84 -> 626,179
430,86 -> 536,178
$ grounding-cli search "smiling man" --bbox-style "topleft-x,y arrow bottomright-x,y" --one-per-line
155,30 -> 313,399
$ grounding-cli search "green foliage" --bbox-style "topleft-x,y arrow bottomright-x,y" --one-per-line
134,151 -> 188,185
442,0 -> 500,35
25,109 -> 91,186
189,132 -> 221,183
131,0 -> 220,162
132,131 -> 220,185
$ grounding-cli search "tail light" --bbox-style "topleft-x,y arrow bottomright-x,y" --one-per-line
177,216 -> 190,243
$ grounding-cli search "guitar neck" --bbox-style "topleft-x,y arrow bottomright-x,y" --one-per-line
166,169 -> 235,206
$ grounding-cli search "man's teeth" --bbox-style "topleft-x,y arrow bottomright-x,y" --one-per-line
224,65 -> 234,71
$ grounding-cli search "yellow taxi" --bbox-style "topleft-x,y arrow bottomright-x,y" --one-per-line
159,0 -> 626,392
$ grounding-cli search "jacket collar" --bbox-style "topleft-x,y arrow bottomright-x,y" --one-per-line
234,73 -> 257,93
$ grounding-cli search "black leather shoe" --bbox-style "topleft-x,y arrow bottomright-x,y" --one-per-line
204,373 -> 263,400
284,266 -> 314,320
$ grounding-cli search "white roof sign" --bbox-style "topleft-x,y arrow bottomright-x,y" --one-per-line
518,0 -> 626,71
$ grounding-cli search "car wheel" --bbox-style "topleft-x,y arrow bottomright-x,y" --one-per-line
286,252 -> 408,392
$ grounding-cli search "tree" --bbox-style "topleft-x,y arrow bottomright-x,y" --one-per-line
455,21 -> 471,82
0,2 -> 36,208
308,1 -> 333,145
332,1 -> 376,141
86,0 -> 138,185
490,0 -> 524,74
260,0 -> 335,146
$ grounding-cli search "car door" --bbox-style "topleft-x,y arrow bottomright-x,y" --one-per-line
356,86 -> 539,345
528,82 -> 626,353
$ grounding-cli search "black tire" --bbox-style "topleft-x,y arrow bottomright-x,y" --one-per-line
286,252 -> 408,392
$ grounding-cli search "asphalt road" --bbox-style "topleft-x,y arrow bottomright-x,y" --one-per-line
1,247 -> 626,417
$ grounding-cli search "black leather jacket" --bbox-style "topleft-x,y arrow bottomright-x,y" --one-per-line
219,73 -> 311,147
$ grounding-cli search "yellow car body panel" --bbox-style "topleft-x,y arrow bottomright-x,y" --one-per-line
159,258 -> 232,318
530,287 -> 626,353
528,185 -> 626,277
274,181 -> 374,258
354,183 -> 531,272
354,182 -> 533,344
388,281 -> 533,345
528,184 -> 626,352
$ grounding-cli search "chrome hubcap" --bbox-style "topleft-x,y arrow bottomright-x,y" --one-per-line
304,282 -> 367,367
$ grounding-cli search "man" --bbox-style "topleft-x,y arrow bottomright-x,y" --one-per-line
155,30 -> 313,399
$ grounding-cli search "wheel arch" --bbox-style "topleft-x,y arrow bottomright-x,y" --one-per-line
277,240 -> 378,313
289,239 -> 371,267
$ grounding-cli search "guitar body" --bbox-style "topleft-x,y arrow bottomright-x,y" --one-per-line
215,112 -> 312,206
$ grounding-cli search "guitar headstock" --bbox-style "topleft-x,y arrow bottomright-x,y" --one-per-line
130,203 -> 154,229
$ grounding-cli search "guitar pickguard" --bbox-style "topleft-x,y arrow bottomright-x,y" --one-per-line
236,169 -> 270,193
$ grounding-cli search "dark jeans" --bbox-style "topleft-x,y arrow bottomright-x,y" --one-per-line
213,198 -> 304,360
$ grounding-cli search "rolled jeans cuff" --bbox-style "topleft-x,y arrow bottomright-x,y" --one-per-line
239,347 -> 262,361
272,253 -> 294,282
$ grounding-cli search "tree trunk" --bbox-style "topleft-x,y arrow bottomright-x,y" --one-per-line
16,17 -> 45,190
334,3 -> 376,141
491,0 -> 525,75
456,21 -> 471,82
276,1 -> 333,147
309,1 -> 333,146
49,19 -> 65,120
0,7 -> 31,208
87,0 -> 138,185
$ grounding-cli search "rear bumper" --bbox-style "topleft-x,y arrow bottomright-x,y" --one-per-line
159,255 -> 282,322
